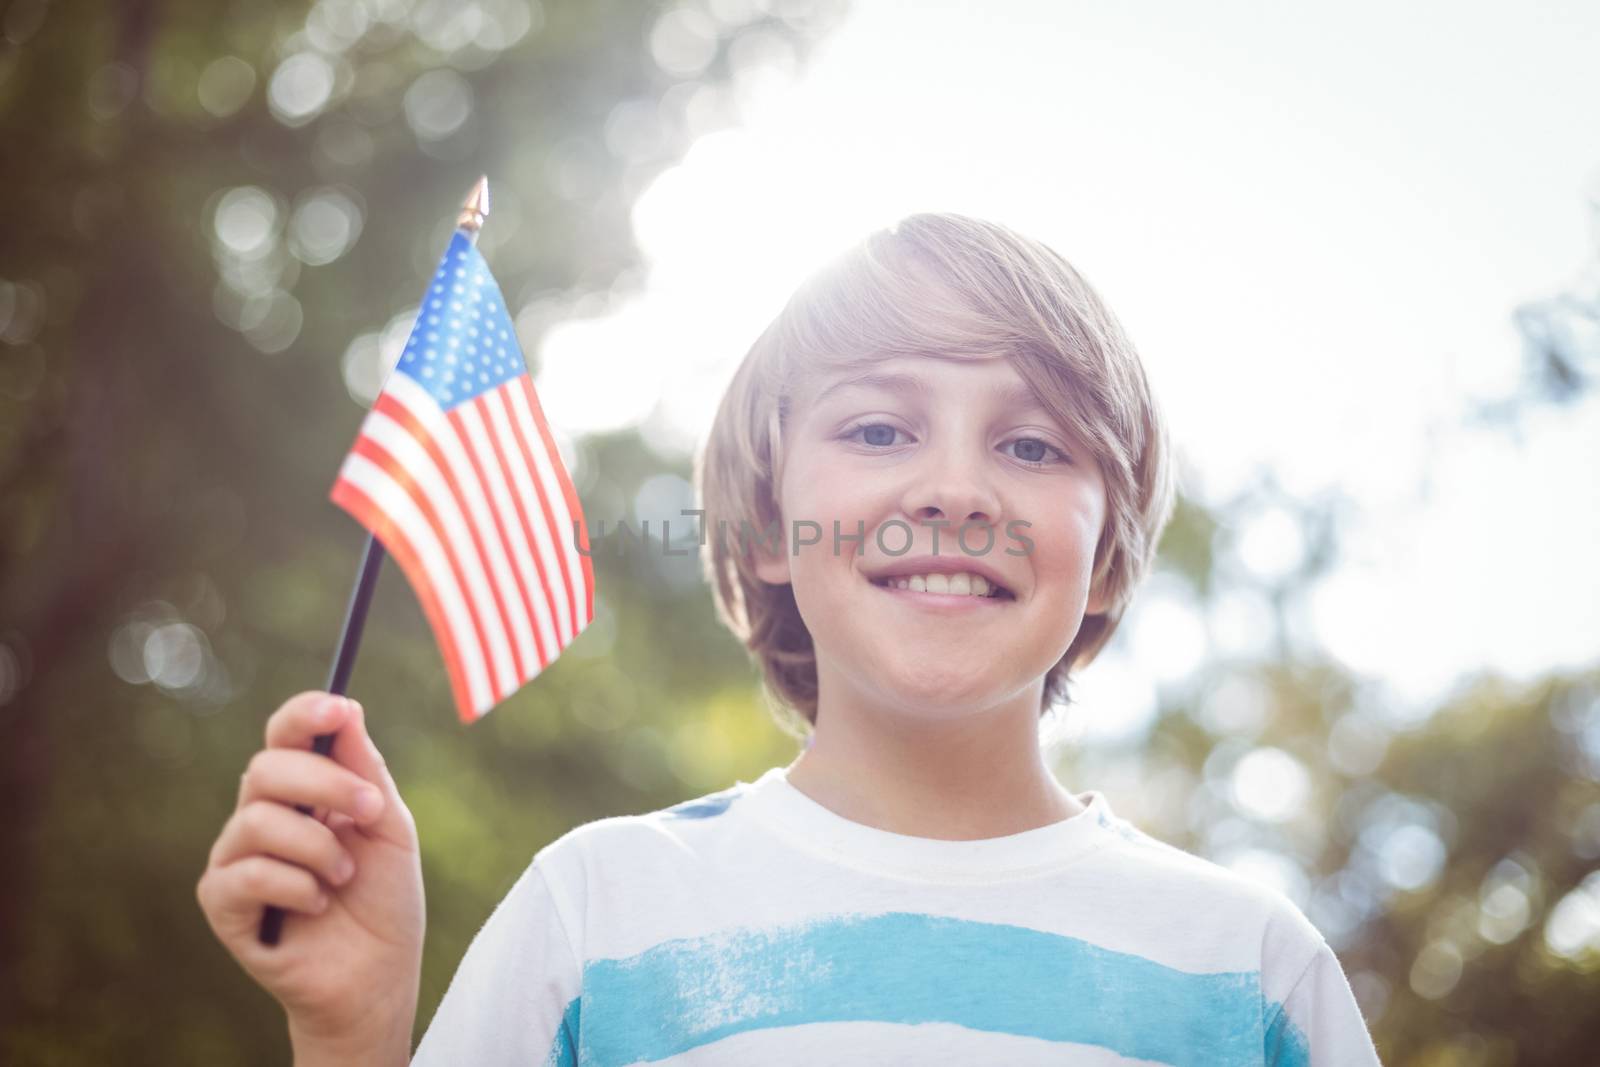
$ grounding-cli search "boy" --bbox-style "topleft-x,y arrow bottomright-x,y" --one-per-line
198,213 -> 1383,1065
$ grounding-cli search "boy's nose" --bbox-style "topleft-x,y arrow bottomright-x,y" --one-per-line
900,452 -> 1000,535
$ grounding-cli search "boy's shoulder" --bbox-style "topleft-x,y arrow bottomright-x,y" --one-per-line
1094,808 -> 1331,962
522,773 -> 1329,981
538,775 -> 1318,917
529,776 -> 756,872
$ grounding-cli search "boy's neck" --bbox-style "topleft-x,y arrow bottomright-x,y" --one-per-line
783,687 -> 1084,842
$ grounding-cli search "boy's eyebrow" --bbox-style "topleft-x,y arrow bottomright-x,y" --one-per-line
812,371 -> 929,406
989,380 -> 1051,414
814,371 -> 1051,415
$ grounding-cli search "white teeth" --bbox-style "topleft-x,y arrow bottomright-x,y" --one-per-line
877,572 -> 1004,598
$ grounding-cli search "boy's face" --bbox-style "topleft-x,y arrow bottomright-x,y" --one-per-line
754,353 -> 1109,721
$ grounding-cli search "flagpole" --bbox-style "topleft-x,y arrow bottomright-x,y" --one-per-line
258,176 -> 492,947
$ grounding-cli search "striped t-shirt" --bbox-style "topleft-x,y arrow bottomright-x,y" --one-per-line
411,765 -> 1382,1066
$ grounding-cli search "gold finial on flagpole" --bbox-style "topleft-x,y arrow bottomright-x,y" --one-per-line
456,175 -> 490,238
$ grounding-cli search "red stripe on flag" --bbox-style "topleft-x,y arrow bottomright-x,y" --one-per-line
451,403 -> 550,675
330,478 -> 478,722
448,404 -> 534,687
471,389 -> 561,665
504,380 -> 583,640
347,435 -> 503,705
375,394 -> 530,689
496,402 -> 572,645
519,376 -> 595,630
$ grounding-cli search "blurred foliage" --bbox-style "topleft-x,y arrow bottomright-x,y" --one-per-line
1058,477 -> 1600,1066
0,0 -> 842,1062
1482,167 -> 1600,428
2,1 -> 1598,1065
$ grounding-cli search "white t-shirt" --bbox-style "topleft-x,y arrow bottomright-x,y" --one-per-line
412,766 -> 1382,1066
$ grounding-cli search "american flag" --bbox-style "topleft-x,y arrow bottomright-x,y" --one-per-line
331,230 -> 595,722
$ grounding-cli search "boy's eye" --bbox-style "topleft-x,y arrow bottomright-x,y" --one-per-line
845,424 -> 1070,467
844,422 -> 906,448
1006,437 -> 1067,466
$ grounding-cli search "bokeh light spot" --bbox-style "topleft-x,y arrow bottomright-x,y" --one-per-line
1543,871 -> 1600,961
197,55 -> 256,118
242,291 -> 304,353
403,68 -> 473,141
650,6 -> 718,77
341,306 -> 419,406
1374,822 -> 1447,892
1409,939 -> 1463,1000
1231,502 -> 1306,584
1228,746 -> 1310,823
290,187 -> 364,266
306,0 -> 373,53
1124,573 -> 1208,685
1196,671 -> 1273,739
142,623 -> 206,690
1327,711 -> 1391,777
213,187 -> 279,257
268,52 -> 336,126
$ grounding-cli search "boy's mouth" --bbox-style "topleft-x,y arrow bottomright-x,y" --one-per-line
868,573 -> 1015,600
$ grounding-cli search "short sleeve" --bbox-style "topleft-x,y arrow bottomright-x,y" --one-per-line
411,861 -> 583,1067
1264,940 -> 1383,1066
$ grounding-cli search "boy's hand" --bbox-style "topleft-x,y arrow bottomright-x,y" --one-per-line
196,692 -> 424,1061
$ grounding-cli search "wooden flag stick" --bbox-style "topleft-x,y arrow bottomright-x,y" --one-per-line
258,176 -> 491,946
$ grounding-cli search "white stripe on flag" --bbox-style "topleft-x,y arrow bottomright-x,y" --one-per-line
361,409 -> 523,692
454,398 -> 563,663
388,375 -> 531,682
481,388 -> 573,646
505,383 -> 591,634
338,450 -> 493,711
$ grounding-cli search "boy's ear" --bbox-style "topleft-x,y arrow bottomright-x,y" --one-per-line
749,507 -> 791,585
753,542 -> 791,586
1085,575 -> 1111,617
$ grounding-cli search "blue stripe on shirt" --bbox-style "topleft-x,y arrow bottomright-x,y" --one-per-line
548,910 -> 1307,1066
1264,999 -> 1312,1067
543,994 -> 581,1067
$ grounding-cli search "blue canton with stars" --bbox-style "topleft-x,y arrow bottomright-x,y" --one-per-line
395,230 -> 527,410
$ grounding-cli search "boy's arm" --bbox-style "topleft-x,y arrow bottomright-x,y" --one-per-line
411,858 -> 583,1066
290,1010 -> 416,1067
1264,939 -> 1383,1066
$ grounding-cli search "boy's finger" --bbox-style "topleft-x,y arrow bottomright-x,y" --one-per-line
211,801 -> 356,889
324,699 -> 418,847
324,810 -> 357,836
264,691 -> 350,750
324,698 -> 388,788
201,855 -> 327,930
254,695 -> 411,845
237,748 -> 386,826
265,693 -> 387,794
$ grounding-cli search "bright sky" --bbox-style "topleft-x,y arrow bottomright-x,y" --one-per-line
533,0 -> 1600,735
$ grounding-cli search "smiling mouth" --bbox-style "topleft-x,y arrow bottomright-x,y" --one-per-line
868,574 -> 1015,600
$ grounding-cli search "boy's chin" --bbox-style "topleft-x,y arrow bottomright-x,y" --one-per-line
867,667 -> 1028,717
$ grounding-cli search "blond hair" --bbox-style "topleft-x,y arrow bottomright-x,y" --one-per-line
695,212 -> 1176,738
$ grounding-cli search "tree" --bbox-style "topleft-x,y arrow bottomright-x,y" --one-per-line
0,1 -> 842,1061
